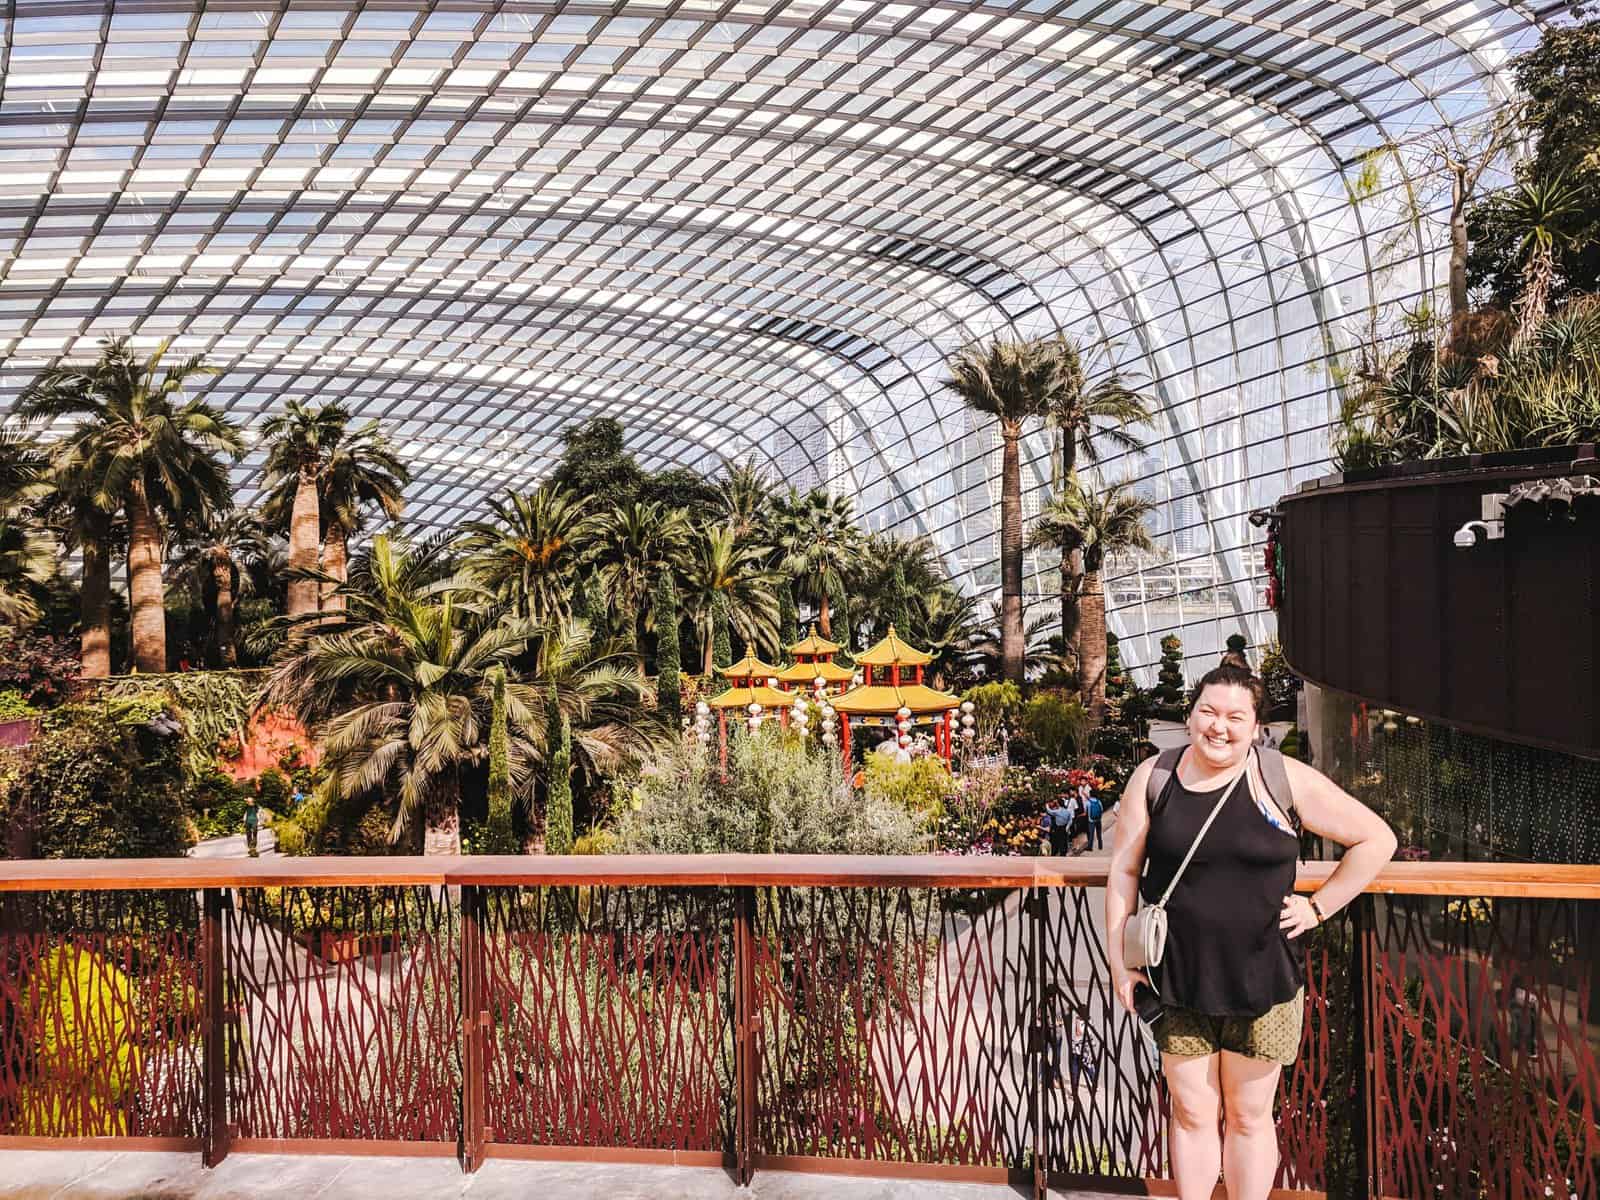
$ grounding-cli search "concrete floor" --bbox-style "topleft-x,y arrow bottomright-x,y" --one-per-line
0,1151 -> 1128,1200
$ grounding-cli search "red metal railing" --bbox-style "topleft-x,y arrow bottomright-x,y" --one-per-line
1,856 -> 1596,1199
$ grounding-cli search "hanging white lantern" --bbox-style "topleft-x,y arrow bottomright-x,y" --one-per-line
748,702 -> 762,716
696,700 -> 710,717
961,712 -> 975,729
961,726 -> 975,741
896,705 -> 912,719
897,734 -> 911,748
960,700 -> 974,714
767,677 -> 779,689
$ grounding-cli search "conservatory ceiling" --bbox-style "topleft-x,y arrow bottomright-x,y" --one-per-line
0,0 -> 1550,665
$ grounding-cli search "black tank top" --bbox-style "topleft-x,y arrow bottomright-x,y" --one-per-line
1140,757 -> 1303,1017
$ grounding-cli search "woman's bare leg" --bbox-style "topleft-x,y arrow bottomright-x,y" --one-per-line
1163,1051 -> 1222,1199
1219,1049 -> 1284,1200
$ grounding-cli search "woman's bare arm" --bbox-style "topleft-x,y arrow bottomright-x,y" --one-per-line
1106,756 -> 1156,1013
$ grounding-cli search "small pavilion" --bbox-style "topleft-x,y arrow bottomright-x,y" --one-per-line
705,651 -> 792,773
831,626 -> 961,767
774,625 -> 855,697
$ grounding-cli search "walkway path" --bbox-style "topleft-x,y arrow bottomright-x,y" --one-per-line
0,1150 -> 1127,1199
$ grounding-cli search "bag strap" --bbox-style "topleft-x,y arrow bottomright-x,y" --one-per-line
1154,754 -> 1250,909
1144,747 -> 1185,814
1254,745 -> 1300,832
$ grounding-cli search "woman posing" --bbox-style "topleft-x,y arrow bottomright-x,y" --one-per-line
1106,664 -> 1395,1200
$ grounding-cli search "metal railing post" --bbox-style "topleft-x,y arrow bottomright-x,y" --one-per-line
1351,894 -> 1380,1200
459,884 -> 489,1173
732,885 -> 758,1185
201,887 -> 230,1168
1028,885 -> 1047,1200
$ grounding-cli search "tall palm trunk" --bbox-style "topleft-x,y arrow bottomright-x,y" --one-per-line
211,548 -> 238,668
1449,167 -> 1470,325
126,487 -> 166,673
1078,565 -> 1108,722
286,463 -> 321,618
999,420 -> 1024,684
79,535 -> 112,678
321,519 -> 348,612
1058,439 -> 1082,688
818,588 -> 832,639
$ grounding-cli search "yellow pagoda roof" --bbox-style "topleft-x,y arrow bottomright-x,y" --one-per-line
854,625 -> 933,667
832,682 -> 959,716
717,653 -> 779,680
787,625 -> 842,657
775,659 -> 855,684
706,684 -> 794,710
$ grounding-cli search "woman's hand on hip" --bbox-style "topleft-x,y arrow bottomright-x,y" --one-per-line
1111,963 -> 1151,1015
1279,894 -> 1319,939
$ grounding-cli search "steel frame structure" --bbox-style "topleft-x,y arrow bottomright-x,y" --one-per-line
0,0 -> 1548,673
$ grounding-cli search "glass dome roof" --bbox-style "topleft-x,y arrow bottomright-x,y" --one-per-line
0,0 -> 1546,673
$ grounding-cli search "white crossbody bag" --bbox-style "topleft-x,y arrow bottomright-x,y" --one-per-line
1122,759 -> 1251,971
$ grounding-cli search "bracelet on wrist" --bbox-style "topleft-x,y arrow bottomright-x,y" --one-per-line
1308,895 -> 1326,924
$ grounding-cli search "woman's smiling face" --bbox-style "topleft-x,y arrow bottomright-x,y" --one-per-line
1187,682 -> 1258,769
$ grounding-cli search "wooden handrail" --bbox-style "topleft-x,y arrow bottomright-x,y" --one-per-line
0,854 -> 1597,899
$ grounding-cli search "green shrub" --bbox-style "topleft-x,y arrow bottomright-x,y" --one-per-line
616,729 -> 925,856
0,702 -> 193,859
653,575 -> 681,723
962,681 -> 1022,741
191,768 -> 252,840
545,697 -> 574,856
480,666 -> 518,854
254,767 -> 290,811
860,755 -> 957,826
0,689 -> 38,722
272,816 -> 309,857
573,826 -> 618,855
1020,693 -> 1089,764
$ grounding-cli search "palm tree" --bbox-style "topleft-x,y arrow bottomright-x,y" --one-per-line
592,500 -> 692,653
1032,479 -> 1155,721
0,432 -> 51,631
32,445 -> 119,676
1042,338 -> 1152,664
684,524 -> 781,672
266,534 -> 651,854
0,514 -> 53,630
462,485 -> 595,626
264,534 -> 543,854
916,587 -> 986,690
717,459 -> 775,543
318,419 -> 408,612
942,337 -> 1069,683
774,488 -> 862,640
169,509 -> 271,667
260,400 -> 349,619
19,337 -> 239,672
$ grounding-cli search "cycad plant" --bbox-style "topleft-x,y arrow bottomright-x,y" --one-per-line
19,336 -> 240,672
0,432 -> 51,631
264,534 -> 546,854
1031,479 -> 1156,721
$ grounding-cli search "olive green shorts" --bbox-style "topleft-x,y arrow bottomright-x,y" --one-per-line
1156,989 -> 1305,1067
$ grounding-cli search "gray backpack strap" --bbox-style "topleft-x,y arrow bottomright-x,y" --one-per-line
1144,747 -> 1186,817
1254,745 -> 1300,832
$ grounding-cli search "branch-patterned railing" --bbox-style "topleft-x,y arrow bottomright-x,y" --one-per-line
1,857 -> 1596,1199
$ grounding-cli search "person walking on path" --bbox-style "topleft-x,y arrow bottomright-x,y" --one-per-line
243,796 -> 260,858
1105,663 -> 1395,1200
1084,784 -> 1106,851
1052,793 -> 1076,856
